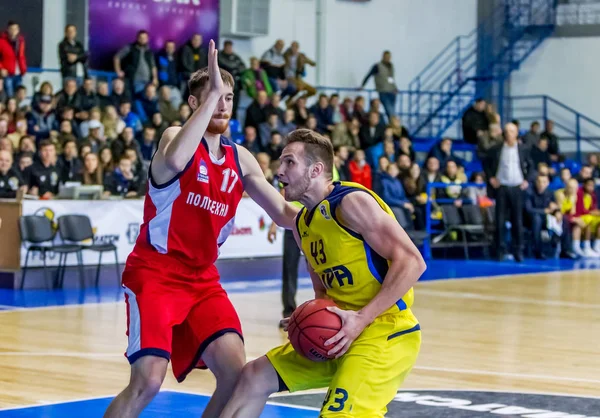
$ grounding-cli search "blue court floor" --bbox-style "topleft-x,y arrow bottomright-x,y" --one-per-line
0,391 -> 319,418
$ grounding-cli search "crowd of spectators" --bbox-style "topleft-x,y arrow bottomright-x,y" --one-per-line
0,19 -> 599,260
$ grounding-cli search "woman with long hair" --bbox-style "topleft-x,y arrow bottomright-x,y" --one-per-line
82,152 -> 104,186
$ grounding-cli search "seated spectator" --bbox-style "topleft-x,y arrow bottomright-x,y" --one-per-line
334,145 -> 350,181
112,126 -> 140,162
55,78 -> 83,118
150,112 -> 168,141
244,90 -> 269,130
397,154 -> 411,178
381,163 -> 413,214
389,116 -> 410,140
283,41 -> 316,105
102,105 -> 125,141
85,120 -> 109,153
16,135 -> 35,160
104,156 -> 142,198
404,163 -> 427,229
359,111 -> 385,149
81,152 -> 104,186
99,146 -> 115,174
31,82 -> 54,113
310,94 -> 334,134
348,149 -> 372,189
158,86 -> 179,124
14,85 -> 31,111
6,114 -> 27,150
57,120 -> 75,144
57,138 -> 82,183
440,160 -> 466,207
305,115 -> 318,131
124,147 -> 144,178
332,117 -> 360,152
340,97 -> 354,122
577,165 -> 593,183
541,120 -> 559,161
575,178 -> 600,256
465,172 -> 488,206
179,34 -> 207,97
266,131 -> 284,161
259,112 -> 282,149
461,98 -> 489,145
15,151 -> 33,185
522,121 -> 540,150
256,152 -> 274,184
138,125 -> 157,163
118,101 -> 142,133
266,94 -> 284,121
398,135 -> 415,162
135,83 -> 159,124
421,156 -> 442,190
279,109 -> 296,137
551,166 -> 572,190
80,107 -> 104,139
353,96 -> 368,126
56,106 -> 81,139
79,143 -> 92,159
79,77 -> 99,113
556,178 -> 586,257
0,149 -> 25,198
28,140 -> 60,198
110,78 -> 131,107
587,153 -> 600,178
525,174 -> 561,259
156,40 -> 181,106
369,98 -> 387,125
530,137 -> 554,174
242,126 -> 261,155
329,94 -> 343,124
382,138 -> 398,163
26,95 -> 56,143
427,137 -> 463,169
241,57 -> 272,100
292,96 -> 309,127
178,103 -> 191,124
97,81 -> 112,109
218,40 -> 245,118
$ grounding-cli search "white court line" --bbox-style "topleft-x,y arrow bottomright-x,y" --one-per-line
416,288 -> 600,309
0,393 -> 116,411
395,388 -> 600,400
0,352 -> 121,357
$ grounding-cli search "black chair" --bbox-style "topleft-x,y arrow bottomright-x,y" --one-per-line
460,204 -> 492,259
58,214 -> 120,287
437,205 -> 470,259
19,215 -> 83,289
391,206 -> 429,247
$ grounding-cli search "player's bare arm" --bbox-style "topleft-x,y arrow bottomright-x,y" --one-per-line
151,39 -> 225,185
237,145 -> 300,229
291,221 -> 327,299
325,191 -> 426,358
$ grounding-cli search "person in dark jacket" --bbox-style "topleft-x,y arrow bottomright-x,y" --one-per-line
104,156 -> 143,198
381,163 -> 414,213
179,34 -> 207,98
134,83 -> 159,124
114,30 -> 157,96
461,98 -> 489,145
244,90 -> 270,130
0,149 -> 25,198
57,138 -> 82,183
58,24 -> 88,83
218,40 -> 246,119
309,94 -> 334,134
427,138 -> 464,169
155,40 -> 181,108
78,77 -> 99,113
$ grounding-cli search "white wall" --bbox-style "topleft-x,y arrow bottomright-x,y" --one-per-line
225,0 -> 478,89
42,0 -> 66,70
511,37 -> 600,122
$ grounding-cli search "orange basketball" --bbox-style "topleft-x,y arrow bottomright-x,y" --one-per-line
287,299 -> 342,362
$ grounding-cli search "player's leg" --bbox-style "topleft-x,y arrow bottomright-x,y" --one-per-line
103,356 -> 168,418
219,355 -> 281,418
320,312 -> 421,417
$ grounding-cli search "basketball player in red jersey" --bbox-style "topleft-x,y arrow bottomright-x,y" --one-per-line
104,40 -> 299,418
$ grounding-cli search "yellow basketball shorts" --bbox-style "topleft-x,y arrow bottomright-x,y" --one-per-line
266,309 -> 421,417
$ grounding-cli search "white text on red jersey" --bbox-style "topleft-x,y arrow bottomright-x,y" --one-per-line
185,192 -> 230,217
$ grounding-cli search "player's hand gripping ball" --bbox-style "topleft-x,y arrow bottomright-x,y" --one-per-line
287,299 -> 342,362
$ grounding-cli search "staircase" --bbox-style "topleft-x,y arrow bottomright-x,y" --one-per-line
408,0 -> 557,138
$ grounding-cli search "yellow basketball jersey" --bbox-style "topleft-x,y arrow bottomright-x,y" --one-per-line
295,181 -> 414,314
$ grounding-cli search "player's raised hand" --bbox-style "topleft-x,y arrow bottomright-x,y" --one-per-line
324,306 -> 369,358
208,39 -> 224,94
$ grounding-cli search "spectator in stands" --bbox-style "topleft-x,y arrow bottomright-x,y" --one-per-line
462,98 -> 489,145
79,77 -> 99,114
0,78 -> 6,104
427,138 -> 460,169
340,97 -> 353,122
398,135 -> 415,162
359,111 -> 385,149
361,51 -> 398,120
333,145 -> 350,181
16,135 -> 35,157
440,160 -> 466,207
255,152 -> 273,184
305,115 -> 318,132
0,21 -> 26,97
266,94 -> 284,120
85,120 -> 108,153
242,126 -> 261,155
279,109 -> 296,137
158,86 -> 179,124
179,33 -> 207,97
522,121 -> 541,150
330,94 -> 343,124
348,149 -> 372,189
57,106 -> 81,140
0,149 -> 24,198
111,126 -> 139,162
57,138 -> 82,183
80,107 -> 104,139
28,140 -> 60,198
260,40 -> 287,95
381,162 -> 413,213
353,96 -> 368,126
139,125 -> 157,163
310,94 -> 334,134
155,40 -> 181,107
332,117 -> 360,152
396,154 -> 411,179
422,156 -> 442,185
241,57 -> 272,100
14,85 -> 29,110
218,40 -> 246,118
101,105 -> 125,141
541,119 -> 559,161
58,24 -> 87,83
283,41 -> 316,105
176,103 -> 191,125
0,137 -> 13,154
486,122 -> 531,262
26,95 -> 56,143
81,152 -> 103,186
15,151 -> 32,184
552,166 -> 572,190
369,98 -> 387,125
118,101 -> 142,133
149,112 -> 168,141
135,83 -> 159,124
79,143 -> 91,159
6,114 -> 27,150
556,178 -> 586,257
114,30 -> 157,96
32,82 -> 54,113
465,172 -> 488,206
372,156 -> 389,194
525,174 -> 560,259
99,147 -> 114,174
244,90 -> 269,130
104,156 -> 142,198
124,147 -> 144,178
266,131 -> 284,161
477,122 -> 503,160
258,112 -> 282,149
110,78 -> 130,107
382,138 -> 398,164
587,153 -> 600,178
530,137 -> 555,176
96,81 -> 112,110
577,165 -> 593,183
575,178 -> 600,256
292,96 -> 309,127
55,78 -> 83,118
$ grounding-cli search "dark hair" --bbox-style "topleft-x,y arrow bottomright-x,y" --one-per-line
531,121 -> 540,127
188,67 -> 235,99
286,129 -> 334,180
38,139 -> 55,149
224,40 -> 233,46
7,21 -> 18,27
137,30 -> 148,37
584,178 -> 595,187
65,24 -> 76,31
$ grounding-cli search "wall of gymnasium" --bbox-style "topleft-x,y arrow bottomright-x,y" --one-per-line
510,36 -> 600,123
228,0 -> 478,90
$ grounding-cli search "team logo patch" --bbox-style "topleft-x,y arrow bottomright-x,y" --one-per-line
197,159 -> 209,183
319,204 -> 331,220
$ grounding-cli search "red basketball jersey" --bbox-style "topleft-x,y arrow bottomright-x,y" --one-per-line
131,136 -> 244,269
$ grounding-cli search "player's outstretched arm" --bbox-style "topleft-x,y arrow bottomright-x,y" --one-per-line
325,191 -> 426,358
238,146 -> 299,229
151,39 -> 225,185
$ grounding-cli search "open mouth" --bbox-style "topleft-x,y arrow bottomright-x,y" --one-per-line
280,181 -> 289,188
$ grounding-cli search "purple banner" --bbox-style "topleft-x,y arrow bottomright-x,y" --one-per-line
88,0 -> 219,71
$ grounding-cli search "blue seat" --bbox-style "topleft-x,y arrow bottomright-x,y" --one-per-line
229,119 -> 242,134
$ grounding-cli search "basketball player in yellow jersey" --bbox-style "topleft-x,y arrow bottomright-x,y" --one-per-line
220,129 -> 426,418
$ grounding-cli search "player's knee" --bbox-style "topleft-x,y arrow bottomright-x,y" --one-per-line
128,357 -> 167,401
238,357 -> 278,397
204,332 -> 245,385
129,374 -> 163,401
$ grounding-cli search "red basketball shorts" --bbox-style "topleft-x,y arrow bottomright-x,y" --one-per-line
121,253 -> 243,383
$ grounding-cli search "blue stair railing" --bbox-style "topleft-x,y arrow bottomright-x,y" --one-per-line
408,0 -> 556,139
